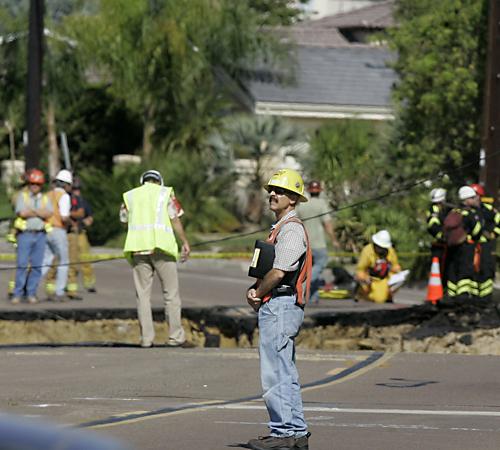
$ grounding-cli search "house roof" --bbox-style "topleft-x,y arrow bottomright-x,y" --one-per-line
275,25 -> 348,48
246,45 -> 396,120
308,0 -> 395,29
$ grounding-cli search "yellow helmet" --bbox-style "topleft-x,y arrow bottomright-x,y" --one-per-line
264,168 -> 308,203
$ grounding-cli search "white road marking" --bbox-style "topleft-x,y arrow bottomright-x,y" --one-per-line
74,397 -> 141,401
217,404 -> 500,417
170,350 -> 361,362
8,351 -> 65,356
214,421 -> 499,432
29,404 -> 63,408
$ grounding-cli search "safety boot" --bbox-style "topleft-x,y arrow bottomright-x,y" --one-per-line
248,433 -> 310,450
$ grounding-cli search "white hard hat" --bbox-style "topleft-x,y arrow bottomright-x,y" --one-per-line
458,186 -> 477,201
55,169 -> 73,184
372,230 -> 392,249
430,188 -> 446,203
140,169 -> 164,186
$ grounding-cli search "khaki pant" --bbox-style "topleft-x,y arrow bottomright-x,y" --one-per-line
67,231 -> 96,291
132,252 -> 185,346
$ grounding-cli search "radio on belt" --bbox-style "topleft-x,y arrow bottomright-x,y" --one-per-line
248,240 -> 275,279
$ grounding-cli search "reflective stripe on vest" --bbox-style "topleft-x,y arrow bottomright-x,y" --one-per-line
14,191 -> 52,232
123,183 -> 178,259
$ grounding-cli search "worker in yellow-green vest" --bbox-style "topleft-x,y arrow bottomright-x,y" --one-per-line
120,169 -> 193,348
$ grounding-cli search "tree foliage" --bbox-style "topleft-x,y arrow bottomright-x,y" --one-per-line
301,120 -> 398,250
65,0 -> 282,158
248,0 -> 309,25
62,86 -> 142,171
0,4 -> 28,160
388,0 -> 488,185
218,114 -> 304,223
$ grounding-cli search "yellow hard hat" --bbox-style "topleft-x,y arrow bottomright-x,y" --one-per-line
264,168 -> 308,203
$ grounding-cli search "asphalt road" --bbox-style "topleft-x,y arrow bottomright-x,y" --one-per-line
0,254 -> 425,313
1,347 -> 499,450
1,253 -> 499,449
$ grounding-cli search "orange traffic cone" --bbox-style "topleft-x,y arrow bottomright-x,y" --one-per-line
426,256 -> 443,304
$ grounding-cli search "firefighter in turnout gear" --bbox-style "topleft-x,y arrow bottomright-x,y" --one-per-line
426,188 -> 451,286
470,184 -> 499,300
444,186 -> 482,300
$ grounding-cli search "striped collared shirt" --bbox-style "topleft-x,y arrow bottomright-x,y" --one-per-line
271,210 -> 307,272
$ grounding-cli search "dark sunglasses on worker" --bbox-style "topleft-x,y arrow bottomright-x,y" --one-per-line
269,187 -> 289,196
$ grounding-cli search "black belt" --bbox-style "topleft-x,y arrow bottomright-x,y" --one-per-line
22,230 -> 45,233
271,286 -> 296,297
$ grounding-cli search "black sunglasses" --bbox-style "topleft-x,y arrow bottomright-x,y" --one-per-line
269,187 -> 289,196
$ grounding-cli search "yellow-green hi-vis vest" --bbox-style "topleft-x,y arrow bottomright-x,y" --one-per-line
14,191 -> 53,233
123,183 -> 179,261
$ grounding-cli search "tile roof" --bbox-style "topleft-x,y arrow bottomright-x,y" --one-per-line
308,0 -> 395,29
246,45 -> 396,110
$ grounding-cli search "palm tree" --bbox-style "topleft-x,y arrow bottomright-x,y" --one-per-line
221,114 -> 305,223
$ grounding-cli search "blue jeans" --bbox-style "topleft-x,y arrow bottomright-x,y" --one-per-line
41,228 -> 69,296
14,231 -> 47,297
310,248 -> 329,302
258,296 -> 307,437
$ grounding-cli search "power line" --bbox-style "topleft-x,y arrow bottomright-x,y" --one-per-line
2,149 -> 498,270
192,148 -> 500,247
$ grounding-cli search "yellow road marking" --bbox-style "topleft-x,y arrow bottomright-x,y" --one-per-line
87,352 -> 392,429
302,352 -> 394,393
326,367 -> 345,376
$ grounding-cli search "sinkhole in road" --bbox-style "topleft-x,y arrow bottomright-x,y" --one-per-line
1,297 -> 500,354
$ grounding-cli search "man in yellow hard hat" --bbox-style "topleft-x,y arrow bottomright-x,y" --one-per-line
246,168 -> 312,450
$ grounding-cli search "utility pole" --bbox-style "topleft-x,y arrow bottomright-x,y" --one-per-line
25,0 -> 44,170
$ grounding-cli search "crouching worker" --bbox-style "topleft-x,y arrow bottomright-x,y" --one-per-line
246,168 -> 312,450
355,229 -> 405,303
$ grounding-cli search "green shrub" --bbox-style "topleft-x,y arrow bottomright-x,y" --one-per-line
78,150 -> 240,246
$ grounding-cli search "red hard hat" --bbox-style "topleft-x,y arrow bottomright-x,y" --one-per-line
470,183 -> 485,197
26,169 -> 45,185
307,180 -> 322,193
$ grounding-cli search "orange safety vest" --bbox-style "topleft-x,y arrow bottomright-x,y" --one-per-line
261,217 -> 312,306
47,189 -> 66,229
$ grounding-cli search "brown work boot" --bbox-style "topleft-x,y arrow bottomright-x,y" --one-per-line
27,296 -> 39,304
10,297 -> 21,305
248,433 -> 310,450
